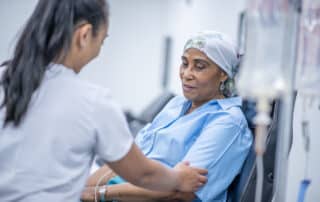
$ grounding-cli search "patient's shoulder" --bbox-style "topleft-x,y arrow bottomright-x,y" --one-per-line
205,105 -> 248,129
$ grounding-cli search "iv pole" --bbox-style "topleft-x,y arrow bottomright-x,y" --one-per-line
273,0 -> 302,202
237,0 -> 302,201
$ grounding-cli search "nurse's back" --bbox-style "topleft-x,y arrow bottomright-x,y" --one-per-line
0,1 -> 112,200
0,64 -> 120,201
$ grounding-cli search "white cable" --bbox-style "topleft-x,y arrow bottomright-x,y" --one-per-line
255,155 -> 264,202
254,98 -> 270,202
94,169 -> 113,202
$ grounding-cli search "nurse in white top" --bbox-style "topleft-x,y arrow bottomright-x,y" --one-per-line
0,0 -> 207,201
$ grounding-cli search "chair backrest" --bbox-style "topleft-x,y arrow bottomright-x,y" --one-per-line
138,91 -> 175,124
125,91 -> 175,136
227,100 -> 280,202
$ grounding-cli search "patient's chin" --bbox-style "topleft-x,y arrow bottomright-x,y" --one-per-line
182,92 -> 196,101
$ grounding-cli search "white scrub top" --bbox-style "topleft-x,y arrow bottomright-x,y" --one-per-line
0,64 -> 133,202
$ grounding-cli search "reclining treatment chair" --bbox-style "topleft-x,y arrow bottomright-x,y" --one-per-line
228,96 -> 295,202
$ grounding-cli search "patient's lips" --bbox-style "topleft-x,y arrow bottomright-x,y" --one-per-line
183,84 -> 196,92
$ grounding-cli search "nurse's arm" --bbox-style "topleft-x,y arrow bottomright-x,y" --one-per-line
84,165 -> 196,202
86,164 -> 115,187
81,183 -> 196,202
106,184 -> 196,202
107,143 -> 207,192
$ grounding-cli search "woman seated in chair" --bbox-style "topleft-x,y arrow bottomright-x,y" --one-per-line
81,31 -> 253,202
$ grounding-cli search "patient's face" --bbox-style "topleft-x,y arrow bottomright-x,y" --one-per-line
180,48 -> 227,107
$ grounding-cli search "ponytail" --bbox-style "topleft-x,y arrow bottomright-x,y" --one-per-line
1,0 -> 108,126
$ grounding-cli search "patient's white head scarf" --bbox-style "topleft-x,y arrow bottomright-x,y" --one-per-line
184,31 -> 241,79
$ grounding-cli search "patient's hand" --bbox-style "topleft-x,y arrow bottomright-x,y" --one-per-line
172,191 -> 196,202
81,186 -> 96,202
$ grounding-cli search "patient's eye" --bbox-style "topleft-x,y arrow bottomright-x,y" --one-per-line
195,63 -> 206,71
182,62 -> 188,67
181,58 -> 188,68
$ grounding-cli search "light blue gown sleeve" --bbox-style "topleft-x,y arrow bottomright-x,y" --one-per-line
182,121 -> 252,201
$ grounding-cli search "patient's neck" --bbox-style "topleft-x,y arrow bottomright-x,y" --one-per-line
186,94 -> 225,114
186,104 -> 198,114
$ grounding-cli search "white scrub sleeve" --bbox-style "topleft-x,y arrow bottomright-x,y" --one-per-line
92,89 -> 133,162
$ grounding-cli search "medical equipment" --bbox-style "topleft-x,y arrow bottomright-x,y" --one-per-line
296,0 -> 320,96
297,97 -> 312,202
295,1 -> 320,201
237,0 -> 300,202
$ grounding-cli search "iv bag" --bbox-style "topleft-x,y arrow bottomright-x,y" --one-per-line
237,0 -> 292,99
296,0 -> 320,96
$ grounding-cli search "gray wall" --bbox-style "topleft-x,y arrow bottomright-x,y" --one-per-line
80,0 -> 170,113
0,0 -> 38,61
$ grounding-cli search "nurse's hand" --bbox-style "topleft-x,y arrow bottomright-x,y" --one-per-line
173,162 -> 207,192
81,186 -> 96,202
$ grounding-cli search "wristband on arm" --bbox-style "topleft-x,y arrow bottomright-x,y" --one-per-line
99,186 -> 107,202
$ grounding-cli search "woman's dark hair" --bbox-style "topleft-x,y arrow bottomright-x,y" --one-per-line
0,0 -> 109,127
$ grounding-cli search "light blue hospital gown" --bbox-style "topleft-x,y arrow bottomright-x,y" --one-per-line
135,96 -> 253,202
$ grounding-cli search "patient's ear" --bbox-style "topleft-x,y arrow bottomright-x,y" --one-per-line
220,71 -> 228,82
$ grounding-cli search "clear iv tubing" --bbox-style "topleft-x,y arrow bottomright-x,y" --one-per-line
254,98 -> 272,202
255,155 -> 264,202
